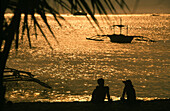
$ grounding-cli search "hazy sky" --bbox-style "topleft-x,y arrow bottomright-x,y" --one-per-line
133,0 -> 170,13
6,0 -> 170,14
49,0 -> 170,14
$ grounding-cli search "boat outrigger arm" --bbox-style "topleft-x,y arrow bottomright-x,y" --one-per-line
3,67 -> 52,89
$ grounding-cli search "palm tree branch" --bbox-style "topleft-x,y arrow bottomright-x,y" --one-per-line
33,18 -> 38,39
31,14 -> 53,50
55,0 -> 71,12
14,13 -> 21,50
104,0 -> 114,14
37,8 -> 59,44
25,13 -> 32,48
108,0 -> 117,13
75,0 -> 98,33
79,0 -> 104,33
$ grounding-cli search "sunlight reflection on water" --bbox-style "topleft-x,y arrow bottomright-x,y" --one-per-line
5,14 -> 170,102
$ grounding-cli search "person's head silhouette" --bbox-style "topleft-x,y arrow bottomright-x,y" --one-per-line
97,78 -> 104,86
123,80 -> 133,87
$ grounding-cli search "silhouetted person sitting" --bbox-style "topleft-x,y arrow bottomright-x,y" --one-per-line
91,78 -> 112,103
121,80 -> 136,104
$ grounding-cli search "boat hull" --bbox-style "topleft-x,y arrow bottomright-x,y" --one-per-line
107,34 -> 134,43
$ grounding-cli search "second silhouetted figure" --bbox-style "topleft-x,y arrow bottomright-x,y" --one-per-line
121,80 -> 136,103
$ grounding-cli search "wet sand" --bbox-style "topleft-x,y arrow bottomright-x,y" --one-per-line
3,99 -> 170,111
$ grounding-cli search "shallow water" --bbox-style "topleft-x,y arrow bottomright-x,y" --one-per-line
5,14 -> 170,102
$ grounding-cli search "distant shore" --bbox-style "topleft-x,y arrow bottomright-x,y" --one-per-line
3,99 -> 170,111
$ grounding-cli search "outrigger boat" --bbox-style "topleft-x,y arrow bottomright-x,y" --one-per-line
86,19 -> 135,43
86,19 -> 156,43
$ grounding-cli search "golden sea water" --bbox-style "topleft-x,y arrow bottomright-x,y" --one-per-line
5,14 -> 170,102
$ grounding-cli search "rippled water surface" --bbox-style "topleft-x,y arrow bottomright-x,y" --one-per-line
5,14 -> 170,102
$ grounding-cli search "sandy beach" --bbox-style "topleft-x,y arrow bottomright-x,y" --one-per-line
2,99 -> 170,111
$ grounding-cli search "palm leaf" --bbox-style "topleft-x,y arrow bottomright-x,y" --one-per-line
74,0 -> 98,33
25,13 -> 32,49
42,0 -> 72,28
94,1 -> 111,27
121,0 -> 131,12
55,0 -> 71,12
37,9 -> 58,43
31,14 -> 53,50
79,0 -> 103,33
91,0 -> 96,14
108,0 -> 117,13
33,18 -> 38,39
96,0 -> 109,15
15,13 -> 21,51
132,0 -> 140,13
104,0 -> 114,14
115,0 -> 131,13
20,23 -> 25,42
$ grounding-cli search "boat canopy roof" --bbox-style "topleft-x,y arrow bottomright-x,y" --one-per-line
111,25 -> 127,27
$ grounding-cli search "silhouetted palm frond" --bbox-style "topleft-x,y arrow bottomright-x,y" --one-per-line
3,0 -> 64,50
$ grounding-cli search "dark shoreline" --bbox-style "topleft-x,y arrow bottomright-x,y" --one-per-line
3,99 -> 170,111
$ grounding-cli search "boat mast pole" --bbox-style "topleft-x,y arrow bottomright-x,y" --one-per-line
120,18 -> 122,35
127,26 -> 128,35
